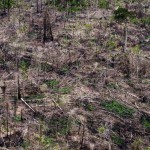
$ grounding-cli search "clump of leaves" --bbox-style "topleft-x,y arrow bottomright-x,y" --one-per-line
57,65 -> 70,75
131,138 -> 142,150
19,60 -> 30,72
114,7 -> 135,22
59,87 -> 71,94
36,135 -> 56,149
25,94 -> 45,100
44,79 -> 59,90
80,101 -> 95,111
106,82 -> 119,89
98,126 -> 106,134
21,141 -> 30,150
13,115 -> 22,122
98,0 -> 109,9
101,100 -> 135,117
51,0 -> 86,12
41,62 -> 53,72
48,115 -> 73,136
141,116 -> 150,130
112,135 -> 125,147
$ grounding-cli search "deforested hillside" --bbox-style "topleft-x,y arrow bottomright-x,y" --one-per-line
0,0 -> 150,149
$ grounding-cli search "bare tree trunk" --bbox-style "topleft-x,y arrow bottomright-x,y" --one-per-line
43,7 -> 54,44
124,22 -> 128,52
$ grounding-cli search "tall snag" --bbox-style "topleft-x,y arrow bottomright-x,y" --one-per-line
43,7 -> 54,44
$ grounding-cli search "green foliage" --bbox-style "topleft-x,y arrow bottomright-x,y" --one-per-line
49,116 -> 72,135
44,79 -> 59,90
19,60 -> 30,72
13,115 -> 22,122
28,94 -> 45,100
114,7 -> 135,22
131,45 -> 140,55
58,65 -> 70,75
50,0 -> 87,12
132,138 -> 142,150
59,86 -> 71,94
101,100 -> 135,117
0,0 -> 15,9
141,17 -> 150,25
21,141 -> 30,150
41,62 -> 53,72
98,0 -> 109,9
112,135 -> 125,146
145,147 -> 150,150
106,40 -> 116,50
81,101 -> 95,111
36,135 -> 56,149
141,117 -> 150,129
106,82 -> 119,89
98,126 -> 106,134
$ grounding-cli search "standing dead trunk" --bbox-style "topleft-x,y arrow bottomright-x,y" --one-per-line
124,22 -> 128,52
43,7 -> 54,44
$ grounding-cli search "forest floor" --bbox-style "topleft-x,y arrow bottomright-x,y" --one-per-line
0,1 -> 150,150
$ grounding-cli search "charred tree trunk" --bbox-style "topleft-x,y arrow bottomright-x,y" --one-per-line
43,8 -> 54,44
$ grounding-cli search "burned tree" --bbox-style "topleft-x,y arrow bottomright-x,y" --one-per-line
43,7 -> 54,44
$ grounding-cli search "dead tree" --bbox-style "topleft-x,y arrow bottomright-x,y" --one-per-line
43,7 -> 54,44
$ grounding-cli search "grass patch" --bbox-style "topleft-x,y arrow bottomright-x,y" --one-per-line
112,135 -> 125,147
13,115 -> 22,122
106,82 -> 119,89
98,126 -> 106,134
19,60 -> 30,72
101,100 -> 135,118
48,115 -> 73,136
80,101 -> 95,111
44,79 -> 59,90
98,0 -> 109,9
141,116 -> 150,130
41,62 -> 53,72
59,87 -> 71,94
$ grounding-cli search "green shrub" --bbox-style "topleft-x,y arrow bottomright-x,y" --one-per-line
44,79 -> 59,90
101,100 -> 135,117
49,115 -> 72,135
13,115 -> 22,122
19,60 -> 30,72
112,135 -> 125,146
59,87 -> 71,94
141,117 -> 150,130
98,0 -> 109,9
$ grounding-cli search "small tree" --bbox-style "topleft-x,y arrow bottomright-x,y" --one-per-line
114,7 -> 135,52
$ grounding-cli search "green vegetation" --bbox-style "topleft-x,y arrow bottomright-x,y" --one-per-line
49,115 -> 73,135
112,135 -> 125,146
106,82 -> 119,89
36,135 -> 57,149
25,94 -> 45,100
141,117 -> 150,130
114,7 -> 135,22
98,0 -> 109,9
101,100 -> 135,117
21,141 -> 30,150
57,65 -> 70,75
59,86 -> 71,94
0,0 -> 15,9
44,79 -> 59,90
19,60 -> 30,72
44,80 -> 71,94
80,101 -> 95,111
50,0 -> 87,12
98,126 -> 106,134
13,115 -> 22,122
41,62 -> 53,72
